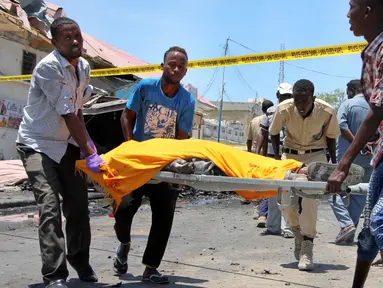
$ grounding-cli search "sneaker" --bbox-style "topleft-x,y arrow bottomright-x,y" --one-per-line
282,231 -> 294,239
46,280 -> 67,288
372,259 -> 383,266
335,226 -> 356,244
113,243 -> 130,275
307,162 -> 364,188
260,229 -> 280,236
78,265 -> 98,283
257,216 -> 267,228
298,240 -> 315,271
253,203 -> 260,220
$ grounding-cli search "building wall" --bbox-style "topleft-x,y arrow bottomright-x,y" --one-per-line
0,37 -> 48,160
202,120 -> 245,144
203,109 -> 261,143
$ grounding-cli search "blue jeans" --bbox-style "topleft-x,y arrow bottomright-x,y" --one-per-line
357,161 -> 383,261
259,199 -> 268,217
329,167 -> 373,229
267,196 -> 292,234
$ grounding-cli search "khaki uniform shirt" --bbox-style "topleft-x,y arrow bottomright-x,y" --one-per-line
269,98 -> 340,151
247,115 -> 265,151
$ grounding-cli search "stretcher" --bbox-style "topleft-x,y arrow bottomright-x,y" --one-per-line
148,172 -> 369,207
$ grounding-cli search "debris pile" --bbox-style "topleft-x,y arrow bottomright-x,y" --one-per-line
178,186 -> 236,200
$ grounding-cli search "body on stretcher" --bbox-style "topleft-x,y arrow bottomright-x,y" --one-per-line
147,172 -> 369,208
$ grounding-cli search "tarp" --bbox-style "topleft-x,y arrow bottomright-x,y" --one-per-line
0,160 -> 27,185
75,139 -> 303,209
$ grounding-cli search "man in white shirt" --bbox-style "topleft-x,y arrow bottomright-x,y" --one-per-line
16,17 -> 104,288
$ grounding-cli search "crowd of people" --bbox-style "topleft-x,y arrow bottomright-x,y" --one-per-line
12,0 -> 383,287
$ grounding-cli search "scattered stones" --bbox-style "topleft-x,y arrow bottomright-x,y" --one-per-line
177,186 -> 236,201
261,269 -> 279,275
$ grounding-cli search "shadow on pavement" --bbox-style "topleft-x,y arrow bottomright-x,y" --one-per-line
27,274 -> 209,288
280,262 -> 350,274
328,241 -> 357,246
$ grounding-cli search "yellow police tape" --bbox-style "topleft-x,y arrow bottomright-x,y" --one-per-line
0,42 -> 368,82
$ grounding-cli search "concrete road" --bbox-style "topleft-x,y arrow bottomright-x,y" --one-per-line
0,198 -> 382,288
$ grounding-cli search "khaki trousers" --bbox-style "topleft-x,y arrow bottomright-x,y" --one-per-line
280,150 -> 328,239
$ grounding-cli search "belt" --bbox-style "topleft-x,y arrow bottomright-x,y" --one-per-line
283,148 -> 324,155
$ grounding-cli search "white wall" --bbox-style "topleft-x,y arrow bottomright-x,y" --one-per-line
0,38 -> 48,160
203,121 -> 245,144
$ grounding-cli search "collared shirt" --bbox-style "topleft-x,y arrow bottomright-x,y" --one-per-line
337,94 -> 372,168
260,105 -> 284,156
361,31 -> 383,167
16,50 -> 93,163
269,98 -> 340,151
247,115 -> 265,151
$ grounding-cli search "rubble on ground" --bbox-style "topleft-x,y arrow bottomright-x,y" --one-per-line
177,186 -> 236,200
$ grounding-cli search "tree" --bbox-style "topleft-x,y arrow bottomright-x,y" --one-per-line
316,89 -> 346,111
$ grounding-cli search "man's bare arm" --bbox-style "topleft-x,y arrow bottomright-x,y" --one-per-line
255,130 -> 268,156
341,128 -> 355,143
120,108 -> 136,141
327,106 -> 383,193
340,107 -> 383,167
271,134 -> 281,160
63,113 -> 94,157
77,109 -> 91,141
326,137 -> 337,163
247,140 -> 253,153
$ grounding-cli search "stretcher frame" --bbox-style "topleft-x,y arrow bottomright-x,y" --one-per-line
149,172 -> 369,207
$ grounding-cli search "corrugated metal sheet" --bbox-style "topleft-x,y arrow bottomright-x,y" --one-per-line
45,2 -> 161,79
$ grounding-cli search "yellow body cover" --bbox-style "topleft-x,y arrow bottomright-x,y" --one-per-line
76,139 -> 303,209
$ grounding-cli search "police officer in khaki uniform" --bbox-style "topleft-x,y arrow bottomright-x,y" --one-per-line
269,79 -> 340,271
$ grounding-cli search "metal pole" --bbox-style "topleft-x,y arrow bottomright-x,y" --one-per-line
217,37 -> 229,143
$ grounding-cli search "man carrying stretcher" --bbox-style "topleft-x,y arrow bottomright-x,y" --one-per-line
76,139 -> 365,279
112,46 -> 195,284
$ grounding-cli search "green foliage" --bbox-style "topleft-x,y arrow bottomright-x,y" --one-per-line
316,89 -> 346,111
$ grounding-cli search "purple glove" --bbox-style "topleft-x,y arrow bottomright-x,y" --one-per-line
86,153 -> 106,173
80,140 -> 97,160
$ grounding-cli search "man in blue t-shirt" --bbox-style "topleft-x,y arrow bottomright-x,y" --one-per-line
113,46 -> 195,284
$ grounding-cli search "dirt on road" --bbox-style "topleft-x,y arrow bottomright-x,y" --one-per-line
0,198 -> 382,288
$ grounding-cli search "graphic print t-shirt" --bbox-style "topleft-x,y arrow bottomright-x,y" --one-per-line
126,78 -> 195,142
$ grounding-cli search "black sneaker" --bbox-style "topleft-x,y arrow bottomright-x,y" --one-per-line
113,243 -> 129,275
78,265 -> 98,282
335,226 -> 356,244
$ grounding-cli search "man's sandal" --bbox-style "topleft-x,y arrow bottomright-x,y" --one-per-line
142,274 -> 169,284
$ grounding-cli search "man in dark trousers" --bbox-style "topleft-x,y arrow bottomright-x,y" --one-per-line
327,1 -> 383,287
114,46 -> 195,284
16,17 -> 104,288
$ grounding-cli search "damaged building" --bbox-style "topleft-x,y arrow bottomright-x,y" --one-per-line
0,0 -> 218,160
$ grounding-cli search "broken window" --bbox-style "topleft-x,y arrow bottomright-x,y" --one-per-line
22,50 -> 37,75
